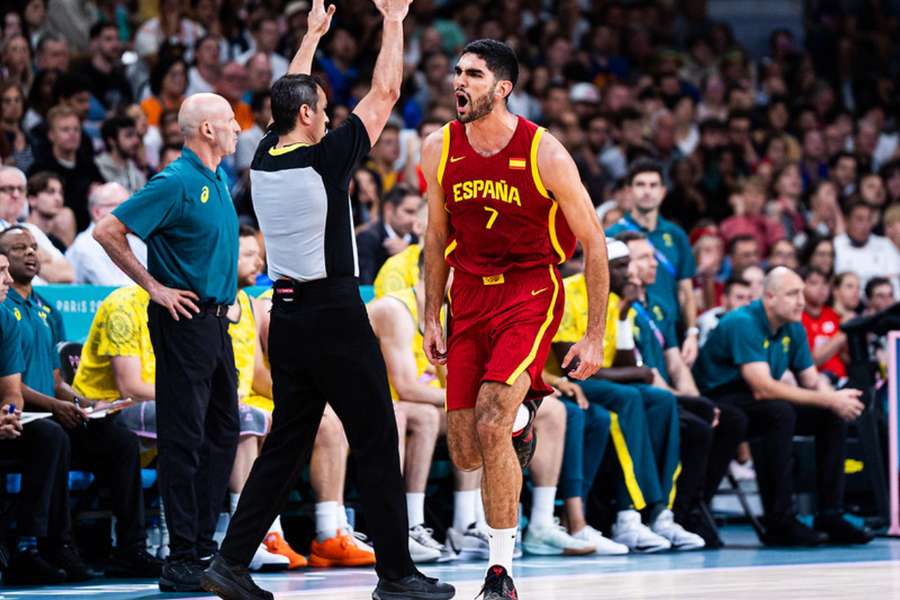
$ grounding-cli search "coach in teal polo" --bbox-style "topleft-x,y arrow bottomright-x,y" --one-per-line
692,266 -> 872,546
94,93 -> 243,591
606,159 -> 699,365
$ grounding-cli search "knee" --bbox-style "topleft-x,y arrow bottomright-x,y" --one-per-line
316,410 -> 345,450
448,434 -> 482,471
419,405 -> 441,437
536,396 -> 566,437
475,410 -> 511,446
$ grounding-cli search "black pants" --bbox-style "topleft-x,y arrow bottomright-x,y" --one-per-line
674,396 -> 748,516
0,418 -> 70,541
148,302 -> 239,562
220,277 -> 415,580
710,391 -> 847,522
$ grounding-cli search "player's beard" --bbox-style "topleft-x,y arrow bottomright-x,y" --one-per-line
457,87 -> 496,124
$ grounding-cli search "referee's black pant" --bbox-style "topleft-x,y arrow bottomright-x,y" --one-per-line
220,277 -> 415,580
709,385 -> 848,524
148,302 -> 240,562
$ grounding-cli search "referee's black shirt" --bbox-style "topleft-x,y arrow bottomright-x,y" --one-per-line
250,114 -> 371,283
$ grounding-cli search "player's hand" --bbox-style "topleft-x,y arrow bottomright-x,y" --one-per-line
828,388 -> 864,422
561,336 -> 603,380
0,411 -> 21,439
372,0 -> 412,21
557,379 -> 589,410
307,0 -> 336,38
52,400 -> 89,429
681,334 -> 699,367
423,319 -> 447,365
150,284 -> 200,321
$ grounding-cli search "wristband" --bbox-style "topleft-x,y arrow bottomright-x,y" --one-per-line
686,327 -> 700,337
616,324 -> 635,350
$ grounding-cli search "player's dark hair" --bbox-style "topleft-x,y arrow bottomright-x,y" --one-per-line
101,115 -> 136,149
460,39 -> 519,90
724,277 -> 749,295
270,74 -> 323,135
250,91 -> 271,114
726,234 -> 757,256
799,265 -> 829,282
239,224 -> 258,238
614,230 -> 646,244
381,183 -> 420,217
865,276 -> 892,300
626,158 -> 665,187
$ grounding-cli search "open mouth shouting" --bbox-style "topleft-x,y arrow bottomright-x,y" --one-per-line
455,91 -> 470,115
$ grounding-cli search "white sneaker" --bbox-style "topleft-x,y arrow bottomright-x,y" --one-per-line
458,524 -> 490,560
651,509 -> 705,551
612,510 -> 671,553
572,525 -> 629,555
343,527 -> 375,553
445,526 -> 465,555
409,525 -> 457,563
523,519 -> 596,556
249,543 -> 290,571
729,459 -> 756,482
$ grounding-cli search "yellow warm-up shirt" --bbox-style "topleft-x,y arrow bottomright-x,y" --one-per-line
243,288 -> 274,413
74,286 -> 155,401
229,290 -> 256,400
553,274 -> 635,368
373,244 -> 421,299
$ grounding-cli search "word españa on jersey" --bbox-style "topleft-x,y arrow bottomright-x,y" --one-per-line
451,178 -> 522,206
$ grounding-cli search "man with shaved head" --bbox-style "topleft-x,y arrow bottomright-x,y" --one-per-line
93,92 -> 242,592
694,266 -> 872,547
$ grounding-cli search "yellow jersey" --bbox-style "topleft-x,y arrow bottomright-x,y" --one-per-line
73,286 -> 155,401
373,244 -> 421,299
382,288 -> 442,401
553,273 -> 634,369
243,288 -> 274,413
228,290 -> 256,400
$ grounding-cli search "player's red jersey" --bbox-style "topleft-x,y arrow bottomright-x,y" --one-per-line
802,306 -> 847,379
438,116 -> 576,277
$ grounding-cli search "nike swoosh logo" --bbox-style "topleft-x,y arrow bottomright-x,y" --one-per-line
531,287 -> 548,296
449,156 -> 465,163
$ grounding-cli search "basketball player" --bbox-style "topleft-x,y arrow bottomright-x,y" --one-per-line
421,40 -> 609,599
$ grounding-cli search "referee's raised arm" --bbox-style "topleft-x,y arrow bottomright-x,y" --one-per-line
351,0 -> 412,146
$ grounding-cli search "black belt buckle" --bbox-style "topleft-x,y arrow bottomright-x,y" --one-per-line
211,304 -> 227,317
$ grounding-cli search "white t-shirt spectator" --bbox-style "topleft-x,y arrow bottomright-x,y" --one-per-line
65,223 -> 148,285
834,232 -> 900,298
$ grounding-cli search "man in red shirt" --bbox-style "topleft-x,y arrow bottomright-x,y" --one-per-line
801,267 -> 847,384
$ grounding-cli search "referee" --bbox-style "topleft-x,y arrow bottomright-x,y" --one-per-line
94,93 -> 242,592
201,1 -> 453,599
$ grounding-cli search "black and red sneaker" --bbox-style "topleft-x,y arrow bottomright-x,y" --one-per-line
477,565 -> 518,600
512,398 -> 540,469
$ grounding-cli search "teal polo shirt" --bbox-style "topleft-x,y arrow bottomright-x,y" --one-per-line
4,288 -> 58,397
693,299 -> 814,394
633,295 -> 678,385
113,146 -> 239,305
0,305 -> 24,378
606,213 -> 696,326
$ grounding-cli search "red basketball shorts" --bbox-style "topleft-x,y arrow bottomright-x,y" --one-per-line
445,265 -> 565,412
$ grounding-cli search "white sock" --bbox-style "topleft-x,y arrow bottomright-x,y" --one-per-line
487,526 -> 517,573
406,492 -> 425,528
453,490 -> 478,531
337,504 -> 350,531
315,501 -> 339,542
530,486 -> 557,529
230,492 -> 240,515
268,514 -> 284,535
512,404 -> 530,433
475,489 -> 487,529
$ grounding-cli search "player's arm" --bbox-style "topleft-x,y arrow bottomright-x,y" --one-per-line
664,347 -> 701,396
351,0 -> 411,146
741,362 -> 861,422
287,0 -> 335,76
421,128 -> 450,365
369,300 -> 444,407
537,131 -> 608,380
110,356 -> 155,402
0,372 -> 23,411
679,278 -> 699,365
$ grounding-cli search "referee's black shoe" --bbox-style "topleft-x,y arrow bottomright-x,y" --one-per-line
814,514 -> 874,545
761,516 -> 827,546
512,398 -> 541,469
159,558 -> 205,592
373,570 -> 456,599
200,554 -> 274,600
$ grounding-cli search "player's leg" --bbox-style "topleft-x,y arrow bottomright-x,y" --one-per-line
523,396 -> 595,556
394,403 -> 408,472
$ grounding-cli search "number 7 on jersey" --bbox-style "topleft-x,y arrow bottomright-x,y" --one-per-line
483,206 -> 499,230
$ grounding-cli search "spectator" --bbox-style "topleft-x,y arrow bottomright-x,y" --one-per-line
800,128 -> 828,191
662,158 -> 705,231
65,182 -> 147,285
186,34 -> 221,96
884,203 -> 900,255
236,13 -> 288,82
767,239 -> 799,270
29,72 -> 94,167
235,91 -> 271,175
881,160 -> 900,205
834,200 -> 900,298
214,62 -> 254,131
0,166 -> 73,282
673,95 -> 699,156
864,276 -> 895,315
720,176 -> 785,255
831,271 -> 861,322
697,276 -> 752,348
727,234 -> 761,279
830,151 -> 858,199
356,183 -> 422,284
158,143 -> 182,171
806,180 -> 844,237
859,172 -> 886,213
317,25 -> 359,107
134,0 -> 205,60
690,226 -> 724,311
27,105 -> 103,230
365,121 -> 403,193
801,267 -> 847,384
96,116 -> 147,194
244,52 -> 274,99
2,34 -> 32,90
694,267 -> 871,546
799,234 -> 835,277
34,33 -> 70,73
140,57 -> 188,127
25,170 -> 75,249
0,80 -> 34,172
771,162 -> 807,242
83,22 -> 133,114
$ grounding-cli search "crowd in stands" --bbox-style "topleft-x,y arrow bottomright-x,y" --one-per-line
0,0 -> 898,587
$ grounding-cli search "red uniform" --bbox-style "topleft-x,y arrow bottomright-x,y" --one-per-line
802,306 -> 847,379
439,116 -> 576,411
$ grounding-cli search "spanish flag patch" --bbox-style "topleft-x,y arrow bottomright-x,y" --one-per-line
508,158 -> 526,170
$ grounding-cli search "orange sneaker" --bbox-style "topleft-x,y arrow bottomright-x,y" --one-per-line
264,532 -> 307,569
308,533 -> 376,567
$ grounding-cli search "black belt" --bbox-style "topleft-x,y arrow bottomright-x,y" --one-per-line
199,303 -> 230,317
